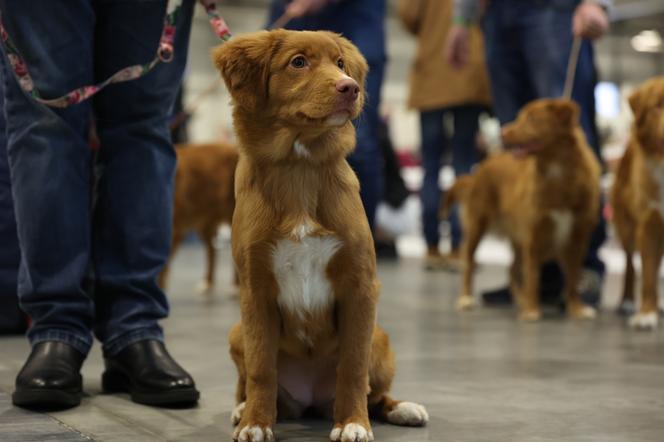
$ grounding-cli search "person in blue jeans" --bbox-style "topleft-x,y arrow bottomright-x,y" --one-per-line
446,0 -> 610,306
399,0 -> 492,271
0,69 -> 26,335
268,0 -> 386,236
0,0 -> 199,409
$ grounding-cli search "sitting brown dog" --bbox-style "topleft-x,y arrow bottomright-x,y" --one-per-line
213,30 -> 428,442
159,142 -> 238,294
443,99 -> 601,321
612,76 -> 664,329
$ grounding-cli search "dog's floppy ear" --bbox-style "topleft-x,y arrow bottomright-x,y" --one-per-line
212,31 -> 283,111
628,88 -> 644,120
332,34 -> 369,92
550,99 -> 580,126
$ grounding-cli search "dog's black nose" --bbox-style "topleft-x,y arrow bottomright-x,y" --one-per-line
336,78 -> 359,101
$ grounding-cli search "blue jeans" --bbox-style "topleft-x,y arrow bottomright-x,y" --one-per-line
0,0 -> 194,356
268,0 -> 387,230
420,106 -> 484,250
482,0 -> 606,277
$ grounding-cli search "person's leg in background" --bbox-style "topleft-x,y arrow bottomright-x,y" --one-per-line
0,0 -> 95,408
448,105 -> 485,255
91,0 -> 199,405
0,63 -> 27,335
347,59 -> 385,233
419,108 -> 448,270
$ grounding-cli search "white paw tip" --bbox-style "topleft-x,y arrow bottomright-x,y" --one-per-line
236,425 -> 274,442
195,280 -> 213,295
629,312 -> 659,330
330,423 -> 374,442
387,401 -> 429,426
231,402 -> 245,426
579,306 -> 597,319
456,295 -> 476,311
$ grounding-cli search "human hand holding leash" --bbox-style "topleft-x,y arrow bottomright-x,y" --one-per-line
573,2 -> 609,40
286,0 -> 332,17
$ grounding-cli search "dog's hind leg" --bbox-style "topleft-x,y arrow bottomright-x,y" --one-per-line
367,327 -> 428,427
456,215 -> 487,311
196,222 -> 219,295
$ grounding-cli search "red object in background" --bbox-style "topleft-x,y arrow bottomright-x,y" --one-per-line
396,149 -> 420,168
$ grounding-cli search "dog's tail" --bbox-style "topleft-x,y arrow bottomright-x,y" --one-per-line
439,175 -> 474,219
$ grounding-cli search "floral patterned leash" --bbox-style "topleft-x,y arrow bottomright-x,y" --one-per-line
0,0 -> 231,108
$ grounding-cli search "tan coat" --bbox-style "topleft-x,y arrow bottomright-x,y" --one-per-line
398,0 -> 492,111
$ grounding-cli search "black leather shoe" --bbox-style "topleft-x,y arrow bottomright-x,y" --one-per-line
13,341 -> 85,409
102,340 -> 199,406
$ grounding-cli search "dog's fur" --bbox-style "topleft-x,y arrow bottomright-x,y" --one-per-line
213,30 -> 428,442
612,77 -> 664,330
443,99 -> 601,321
159,142 -> 238,293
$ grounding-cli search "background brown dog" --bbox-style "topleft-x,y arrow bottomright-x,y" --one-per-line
443,99 -> 601,321
612,76 -> 664,330
159,142 -> 238,294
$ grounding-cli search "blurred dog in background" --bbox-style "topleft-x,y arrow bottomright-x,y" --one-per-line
612,76 -> 664,330
443,99 -> 601,321
159,142 -> 238,295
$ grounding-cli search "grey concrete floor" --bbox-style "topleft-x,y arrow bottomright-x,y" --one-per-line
1,243 -> 664,441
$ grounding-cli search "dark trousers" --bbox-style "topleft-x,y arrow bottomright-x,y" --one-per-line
0,0 -> 194,355
420,105 -> 484,250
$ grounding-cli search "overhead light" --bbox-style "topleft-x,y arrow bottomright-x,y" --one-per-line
631,30 -> 662,53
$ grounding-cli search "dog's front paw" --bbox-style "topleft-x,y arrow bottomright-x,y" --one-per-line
569,304 -> 597,320
518,308 -> 542,322
233,424 -> 274,442
628,311 -> 659,330
386,401 -> 429,426
456,294 -> 476,311
195,280 -> 214,296
330,423 -> 374,442
231,402 -> 246,426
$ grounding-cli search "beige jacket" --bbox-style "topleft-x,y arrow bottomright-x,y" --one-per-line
398,0 -> 492,111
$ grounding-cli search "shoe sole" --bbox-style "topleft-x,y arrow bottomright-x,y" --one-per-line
102,370 -> 200,406
12,388 -> 81,409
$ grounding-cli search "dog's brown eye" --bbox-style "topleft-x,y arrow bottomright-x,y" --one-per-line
290,55 -> 307,69
337,58 -> 345,70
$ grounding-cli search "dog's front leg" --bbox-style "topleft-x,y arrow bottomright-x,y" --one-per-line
519,242 -> 542,321
330,278 -> 378,442
233,275 -> 280,442
630,212 -> 664,329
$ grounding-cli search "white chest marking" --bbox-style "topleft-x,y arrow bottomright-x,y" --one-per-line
273,224 -> 342,319
549,210 -> 574,248
647,161 -> 664,219
294,140 -> 310,158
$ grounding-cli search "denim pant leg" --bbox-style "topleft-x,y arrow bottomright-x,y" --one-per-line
0,0 -> 96,354
482,4 -> 536,124
90,0 -> 194,356
448,105 -> 484,249
347,60 -> 385,231
419,109 -> 446,248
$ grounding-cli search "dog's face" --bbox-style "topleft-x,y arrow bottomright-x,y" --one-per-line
501,99 -> 580,156
213,30 -> 367,129
629,77 -> 664,159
